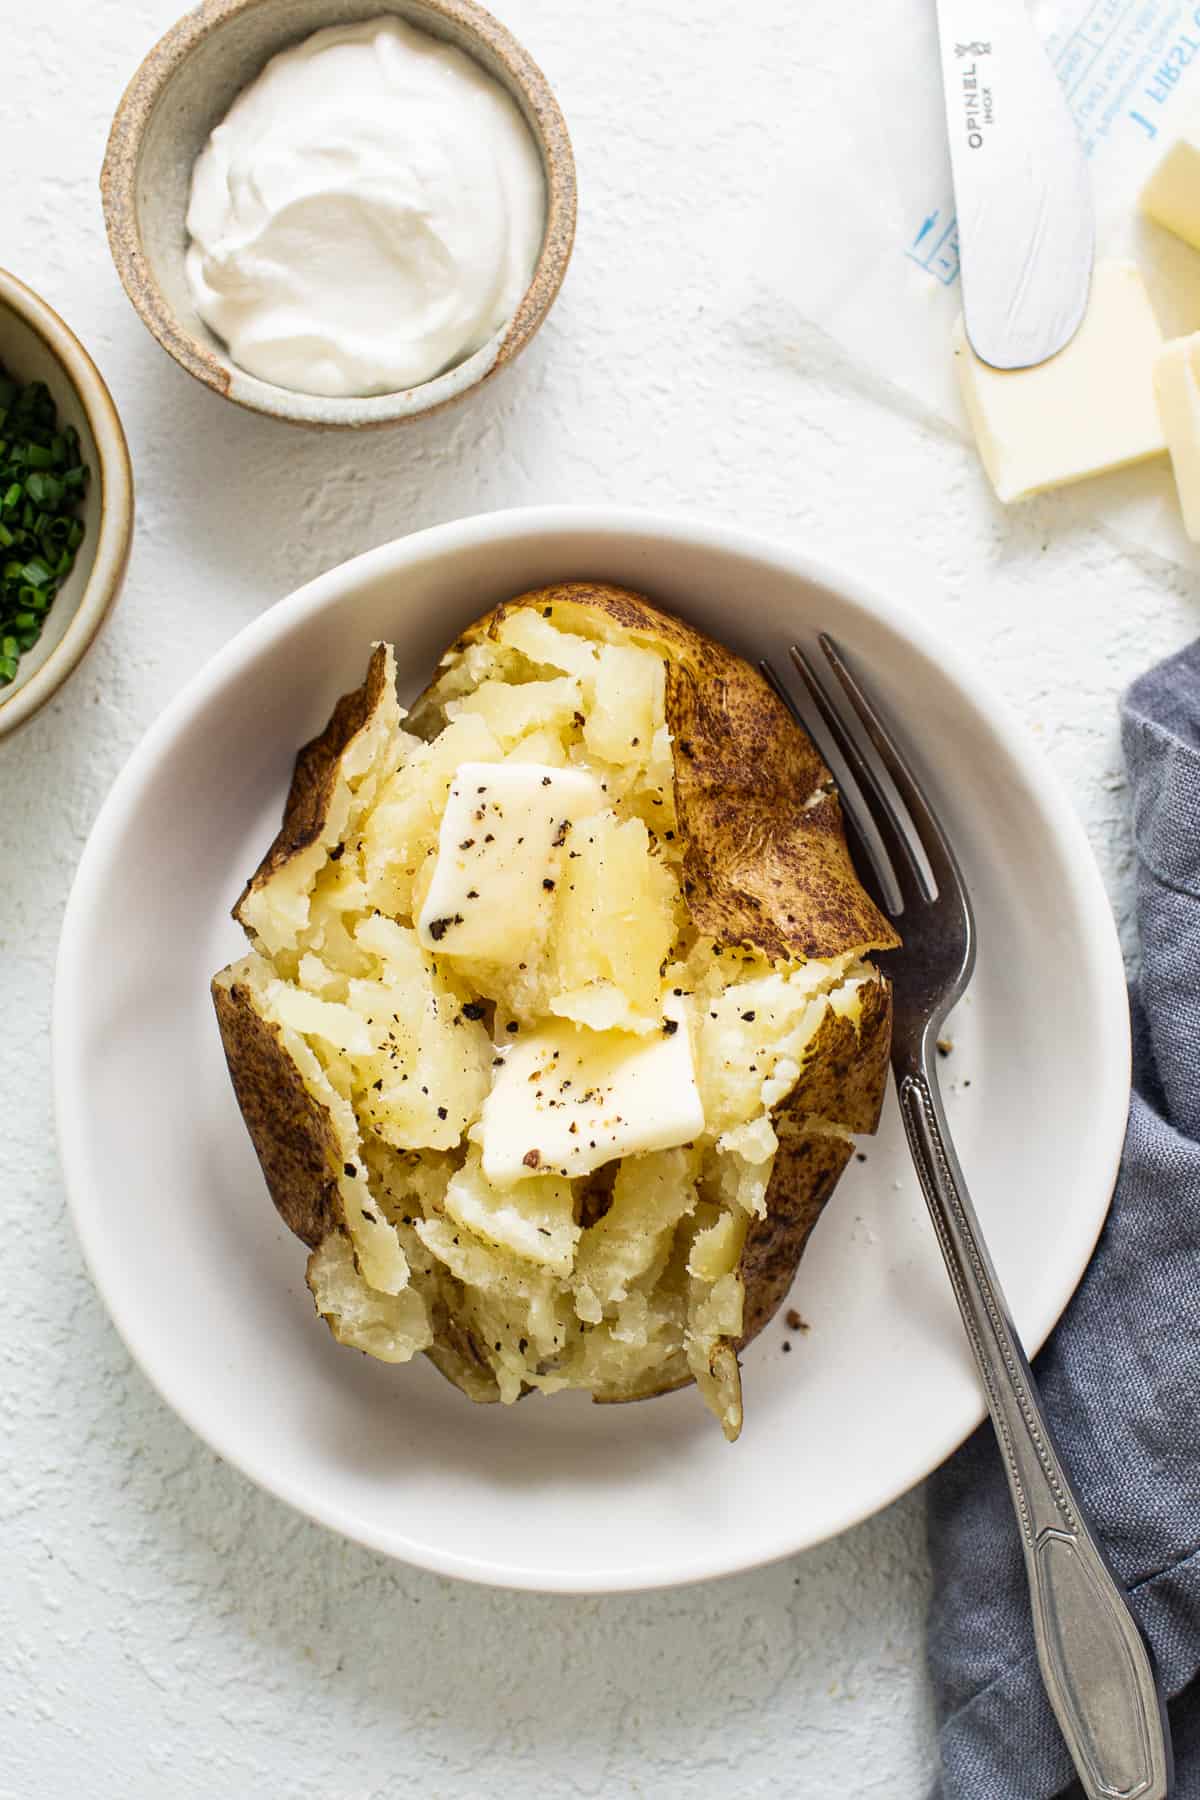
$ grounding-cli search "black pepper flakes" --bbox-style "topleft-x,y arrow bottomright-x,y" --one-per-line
343,1163 -> 357,1178
437,1106 -> 448,1120
328,843 -> 346,861
427,914 -> 463,942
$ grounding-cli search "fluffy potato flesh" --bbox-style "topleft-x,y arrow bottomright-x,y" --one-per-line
214,592 -> 895,1440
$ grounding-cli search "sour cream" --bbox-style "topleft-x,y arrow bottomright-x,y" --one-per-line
184,17 -> 546,398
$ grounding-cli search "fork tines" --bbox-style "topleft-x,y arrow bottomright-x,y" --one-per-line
759,638 -> 964,924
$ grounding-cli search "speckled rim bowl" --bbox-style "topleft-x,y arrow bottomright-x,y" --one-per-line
100,0 -> 577,429
0,270 -> 134,741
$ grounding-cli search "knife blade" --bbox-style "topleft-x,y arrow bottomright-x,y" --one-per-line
935,0 -> 1094,369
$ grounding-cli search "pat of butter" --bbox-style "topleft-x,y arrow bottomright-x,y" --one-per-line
953,261 -> 1166,503
479,998 -> 705,1182
1142,126 -> 1200,251
417,761 -> 607,962
1155,335 -> 1200,542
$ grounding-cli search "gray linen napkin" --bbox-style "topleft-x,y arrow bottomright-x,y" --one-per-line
927,640 -> 1200,1799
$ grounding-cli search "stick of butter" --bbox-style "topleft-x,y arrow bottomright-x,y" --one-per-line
1154,335 -> 1200,542
1142,125 -> 1200,250
953,261 -> 1167,503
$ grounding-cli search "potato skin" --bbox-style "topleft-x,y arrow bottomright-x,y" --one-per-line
214,647 -> 397,1255
738,976 -> 892,1349
213,972 -> 348,1249
235,643 -> 391,929
440,584 -> 901,964
214,584 -> 896,1420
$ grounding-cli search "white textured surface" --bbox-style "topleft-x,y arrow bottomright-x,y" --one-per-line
3,1 -> 1196,1794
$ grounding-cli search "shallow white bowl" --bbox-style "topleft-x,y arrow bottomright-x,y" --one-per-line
54,508 -> 1129,1593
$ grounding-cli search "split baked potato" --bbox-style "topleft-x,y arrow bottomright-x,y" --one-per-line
212,584 -> 898,1439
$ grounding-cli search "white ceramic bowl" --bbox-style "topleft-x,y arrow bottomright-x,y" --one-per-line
54,508 -> 1129,1592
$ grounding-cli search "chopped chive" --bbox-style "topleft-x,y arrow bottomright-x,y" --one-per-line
0,360 -> 88,690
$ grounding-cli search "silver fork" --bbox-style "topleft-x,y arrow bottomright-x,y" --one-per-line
762,636 -> 1172,1800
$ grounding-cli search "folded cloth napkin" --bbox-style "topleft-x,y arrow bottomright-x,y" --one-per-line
926,640 -> 1200,1800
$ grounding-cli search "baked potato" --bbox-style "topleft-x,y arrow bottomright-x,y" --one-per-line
212,584 -> 898,1438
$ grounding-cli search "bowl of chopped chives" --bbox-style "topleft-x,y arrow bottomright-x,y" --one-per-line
0,268 -> 133,739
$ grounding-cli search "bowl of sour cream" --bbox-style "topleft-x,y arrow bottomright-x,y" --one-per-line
101,0 -> 575,427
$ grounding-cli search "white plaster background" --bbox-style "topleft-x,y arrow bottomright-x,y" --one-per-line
2,2 -> 1196,1794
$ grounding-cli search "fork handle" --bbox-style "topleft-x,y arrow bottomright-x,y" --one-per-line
897,1054 -> 1172,1800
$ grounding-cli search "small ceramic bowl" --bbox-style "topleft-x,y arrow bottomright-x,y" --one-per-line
0,270 -> 134,741
101,0 -> 577,429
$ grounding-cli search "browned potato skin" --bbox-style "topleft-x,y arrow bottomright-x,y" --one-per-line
419,584 -> 901,965
739,978 -> 892,1348
235,643 -> 392,930
213,978 -> 347,1249
214,649 -> 396,1288
213,585 -> 897,1416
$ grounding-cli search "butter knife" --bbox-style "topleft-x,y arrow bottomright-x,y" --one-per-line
935,0 -> 1094,368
